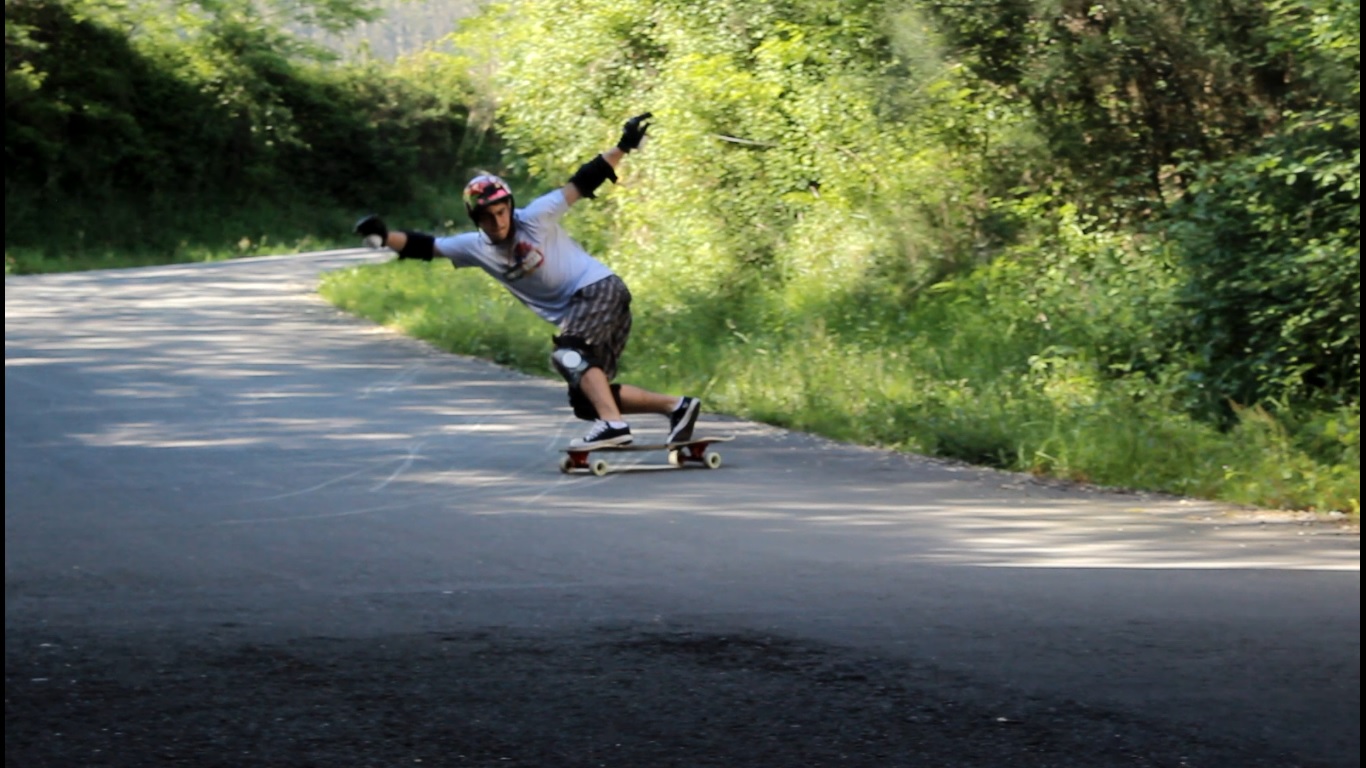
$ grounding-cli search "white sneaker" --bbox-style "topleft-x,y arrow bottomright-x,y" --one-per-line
570,421 -> 633,449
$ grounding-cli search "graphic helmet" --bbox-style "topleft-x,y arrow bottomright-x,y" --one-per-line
463,174 -> 514,222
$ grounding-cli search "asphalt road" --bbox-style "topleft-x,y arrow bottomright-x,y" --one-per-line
5,250 -> 1360,767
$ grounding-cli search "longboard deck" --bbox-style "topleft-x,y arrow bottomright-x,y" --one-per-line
560,435 -> 735,475
565,435 -> 735,453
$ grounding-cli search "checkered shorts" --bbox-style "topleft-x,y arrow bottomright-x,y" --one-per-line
555,275 -> 633,380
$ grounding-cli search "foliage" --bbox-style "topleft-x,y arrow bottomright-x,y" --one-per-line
8,0 -> 1358,515
925,0 -> 1358,220
4,0 -> 475,261
416,0 -> 1358,514
1150,0 -> 1361,415
922,0 -> 1360,419
1160,115 -> 1360,414
451,0 -> 1005,304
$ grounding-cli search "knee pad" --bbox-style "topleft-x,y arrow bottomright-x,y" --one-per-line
551,335 -> 596,389
552,347 -> 591,389
568,384 -> 623,421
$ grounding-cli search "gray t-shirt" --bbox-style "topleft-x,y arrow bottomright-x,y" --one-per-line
433,189 -> 614,325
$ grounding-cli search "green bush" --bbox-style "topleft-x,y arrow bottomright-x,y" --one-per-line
1160,115 -> 1360,414
4,0 -> 477,263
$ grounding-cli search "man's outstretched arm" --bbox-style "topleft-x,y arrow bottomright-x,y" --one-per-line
354,216 -> 434,261
562,112 -> 651,206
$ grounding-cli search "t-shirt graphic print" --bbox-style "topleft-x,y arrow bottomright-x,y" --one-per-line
431,188 -> 614,325
504,240 -> 545,282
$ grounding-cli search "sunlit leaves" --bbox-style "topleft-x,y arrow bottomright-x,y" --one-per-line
449,0 -> 999,305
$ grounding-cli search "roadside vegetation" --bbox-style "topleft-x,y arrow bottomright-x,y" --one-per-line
4,0 -> 482,272
7,0 -> 1358,517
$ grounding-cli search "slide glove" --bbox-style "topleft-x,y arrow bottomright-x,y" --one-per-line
617,112 -> 653,152
355,214 -> 388,248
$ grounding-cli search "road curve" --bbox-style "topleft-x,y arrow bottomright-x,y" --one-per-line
5,250 -> 1359,767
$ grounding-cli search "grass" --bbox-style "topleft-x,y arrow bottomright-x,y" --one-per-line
318,258 -> 1360,520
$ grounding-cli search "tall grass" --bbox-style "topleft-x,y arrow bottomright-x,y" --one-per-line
319,254 -> 1360,519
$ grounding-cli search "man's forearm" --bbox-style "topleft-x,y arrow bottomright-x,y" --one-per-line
565,147 -> 625,204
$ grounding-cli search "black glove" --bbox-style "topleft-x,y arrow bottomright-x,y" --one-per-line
617,112 -> 653,152
355,214 -> 388,247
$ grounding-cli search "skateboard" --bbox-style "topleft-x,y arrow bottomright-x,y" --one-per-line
559,435 -> 735,476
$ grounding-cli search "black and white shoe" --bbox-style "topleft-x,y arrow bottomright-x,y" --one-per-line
570,420 -> 633,450
666,397 -> 702,444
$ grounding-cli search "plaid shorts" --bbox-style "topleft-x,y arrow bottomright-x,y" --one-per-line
555,275 -> 633,380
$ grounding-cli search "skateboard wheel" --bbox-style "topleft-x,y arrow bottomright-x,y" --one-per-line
590,459 -> 610,477
705,451 -> 723,469
559,456 -> 575,473
667,449 -> 682,466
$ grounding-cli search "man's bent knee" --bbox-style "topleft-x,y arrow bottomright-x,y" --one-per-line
554,335 -> 623,421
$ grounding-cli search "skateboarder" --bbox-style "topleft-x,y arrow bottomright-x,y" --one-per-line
354,113 -> 701,449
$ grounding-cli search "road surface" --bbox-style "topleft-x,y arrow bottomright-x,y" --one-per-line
6,251 -> 1359,767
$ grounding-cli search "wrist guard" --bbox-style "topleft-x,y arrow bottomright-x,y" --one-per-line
568,155 -> 618,199
355,214 -> 388,248
398,231 -> 436,261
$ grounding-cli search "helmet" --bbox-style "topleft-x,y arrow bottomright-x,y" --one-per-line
463,174 -> 514,221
